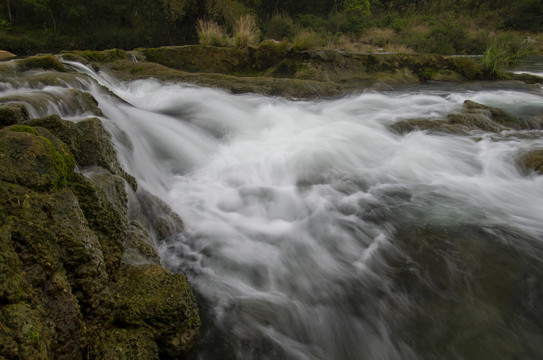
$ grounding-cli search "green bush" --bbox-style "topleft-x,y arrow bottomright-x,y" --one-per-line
291,30 -> 324,51
420,22 -> 472,55
264,14 -> 295,40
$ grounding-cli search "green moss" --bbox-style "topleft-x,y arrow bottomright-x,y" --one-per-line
112,264 -> 200,357
452,57 -> 484,80
81,49 -> 127,63
17,55 -> 66,73
10,125 -> 39,136
0,103 -> 29,127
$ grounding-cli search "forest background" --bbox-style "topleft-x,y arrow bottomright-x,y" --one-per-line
0,0 -> 542,57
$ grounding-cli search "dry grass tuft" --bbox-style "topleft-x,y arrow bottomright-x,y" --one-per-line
233,14 -> 260,49
197,19 -> 230,47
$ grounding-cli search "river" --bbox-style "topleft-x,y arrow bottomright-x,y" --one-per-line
2,58 -> 543,359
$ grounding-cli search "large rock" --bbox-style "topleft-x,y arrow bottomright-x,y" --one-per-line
390,100 -> 530,135
0,125 -> 74,191
517,148 -> 543,175
0,103 -> 29,126
112,264 -> 200,358
0,119 -> 199,359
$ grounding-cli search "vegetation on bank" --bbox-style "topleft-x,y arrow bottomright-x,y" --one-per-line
0,0 -> 542,57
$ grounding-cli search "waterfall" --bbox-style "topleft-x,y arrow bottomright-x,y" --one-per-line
3,61 -> 543,359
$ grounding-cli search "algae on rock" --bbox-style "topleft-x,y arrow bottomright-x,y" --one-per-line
0,103 -> 200,359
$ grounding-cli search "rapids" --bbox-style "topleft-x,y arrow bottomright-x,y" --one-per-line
2,60 -> 543,359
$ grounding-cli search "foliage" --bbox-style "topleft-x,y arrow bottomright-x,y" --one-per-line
263,14 -> 295,40
196,19 -> 230,46
0,18 -> 11,30
482,33 -> 534,78
292,30 -> 324,51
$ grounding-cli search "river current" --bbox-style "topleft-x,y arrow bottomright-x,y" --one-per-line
2,59 -> 543,359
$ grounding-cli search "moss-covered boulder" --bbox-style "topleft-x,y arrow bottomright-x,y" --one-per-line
0,125 -> 74,191
0,103 -> 29,127
112,264 -> 200,358
91,327 -> 159,360
16,55 -> 66,73
0,112 -> 199,359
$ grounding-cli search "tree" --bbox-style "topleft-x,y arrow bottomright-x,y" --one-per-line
343,0 -> 371,19
342,0 -> 371,33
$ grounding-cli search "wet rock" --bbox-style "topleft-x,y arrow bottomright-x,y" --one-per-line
517,148 -> 543,175
463,100 -> 523,129
75,117 -> 137,190
391,225 -> 543,359
389,118 -> 468,135
0,103 -> 29,126
123,221 -> 162,266
135,189 -> 184,243
112,264 -> 200,358
447,112 -> 503,132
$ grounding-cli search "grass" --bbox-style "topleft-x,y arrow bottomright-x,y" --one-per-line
233,14 -> 260,49
482,33 -> 535,78
196,19 -> 230,47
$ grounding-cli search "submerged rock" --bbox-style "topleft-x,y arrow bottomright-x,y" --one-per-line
390,100 -> 531,135
517,148 -> 543,175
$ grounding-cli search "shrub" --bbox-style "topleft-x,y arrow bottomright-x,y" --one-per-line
292,30 -> 324,51
233,14 -> 260,49
264,14 -> 295,40
196,19 -> 230,47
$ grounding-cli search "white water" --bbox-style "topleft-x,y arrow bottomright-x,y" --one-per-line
3,64 -> 543,359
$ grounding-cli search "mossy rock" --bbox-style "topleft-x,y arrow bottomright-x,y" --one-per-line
17,55 -> 65,73
0,126 -> 75,190
91,327 -> 159,360
69,173 -> 126,277
112,264 -> 200,358
452,57 -> 484,80
0,303 -> 54,359
81,49 -> 127,63
142,45 -> 250,74
0,103 -> 29,127
123,221 -> 161,266
0,226 -> 30,304
447,112 -> 503,132
517,148 -> 543,175
464,100 -> 523,129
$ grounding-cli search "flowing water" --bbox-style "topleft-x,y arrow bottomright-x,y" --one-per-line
2,60 -> 543,359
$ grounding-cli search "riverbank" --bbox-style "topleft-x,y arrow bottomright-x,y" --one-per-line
52,45 -> 542,98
